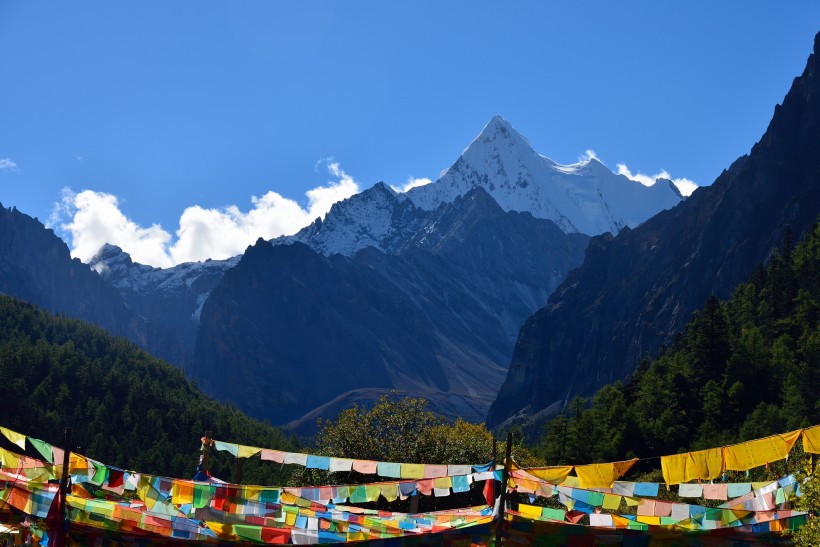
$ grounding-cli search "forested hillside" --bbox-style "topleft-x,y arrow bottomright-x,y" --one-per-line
537,221 -> 820,464
0,295 -> 295,483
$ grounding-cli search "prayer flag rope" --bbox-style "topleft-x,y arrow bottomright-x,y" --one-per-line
210,438 -> 489,479
1,421 -> 818,544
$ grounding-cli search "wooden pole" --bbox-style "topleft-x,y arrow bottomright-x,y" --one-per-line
494,431 -> 513,546
491,438 -> 497,504
55,427 -> 72,547
235,457 -> 245,485
201,430 -> 213,476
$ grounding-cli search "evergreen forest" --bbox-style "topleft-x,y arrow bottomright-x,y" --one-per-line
537,222 -> 820,466
0,295 -> 296,484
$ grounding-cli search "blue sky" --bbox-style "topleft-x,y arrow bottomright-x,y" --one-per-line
1,2 -> 818,266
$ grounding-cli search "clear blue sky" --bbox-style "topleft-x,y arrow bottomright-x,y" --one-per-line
1,2 -> 818,265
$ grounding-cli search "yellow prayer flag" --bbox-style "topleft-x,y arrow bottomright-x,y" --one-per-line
365,484 -> 380,502
0,448 -> 20,470
611,515 -> 632,529
723,430 -> 802,471
525,466 -> 574,484
560,475 -> 581,488
433,477 -> 452,489
624,497 -> 640,507
243,486 -> 263,501
69,454 -> 90,471
379,483 -> 399,502
171,481 -> 194,505
237,445 -> 261,459
517,504 -> 542,517
602,494 -> 622,511
400,463 -> 425,479
137,476 -> 157,510
575,459 -> 638,489
660,447 -> 723,485
516,478 -> 538,493
0,427 -> 26,450
636,516 -> 660,525
279,491 -> 297,507
803,425 -> 820,454
207,521 -> 236,539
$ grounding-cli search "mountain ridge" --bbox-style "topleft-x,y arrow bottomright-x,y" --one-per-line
406,115 -> 684,236
488,32 -> 820,428
193,188 -> 589,429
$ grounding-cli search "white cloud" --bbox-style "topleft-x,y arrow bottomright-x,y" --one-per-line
391,176 -> 432,193
307,160 -> 359,218
0,158 -> 18,171
616,163 -> 698,197
52,161 -> 361,267
578,149 -> 599,162
55,189 -> 174,267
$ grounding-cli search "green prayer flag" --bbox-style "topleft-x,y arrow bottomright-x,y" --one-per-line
28,437 -> 54,463
89,461 -> 108,486
587,491 -> 605,507
541,507 -> 566,521
350,486 -> 367,503
193,484 -> 215,509
234,524 -> 263,542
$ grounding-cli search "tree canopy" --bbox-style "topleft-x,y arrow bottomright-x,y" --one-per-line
0,295 -> 295,484
537,221 -> 820,466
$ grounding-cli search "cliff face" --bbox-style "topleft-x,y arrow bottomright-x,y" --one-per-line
488,33 -> 820,427
0,205 -> 190,366
193,188 -> 589,429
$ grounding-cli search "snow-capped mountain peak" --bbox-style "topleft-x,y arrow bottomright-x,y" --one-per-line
410,116 -> 684,235
276,181 -> 423,256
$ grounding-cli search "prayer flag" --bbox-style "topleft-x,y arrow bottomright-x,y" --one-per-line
724,430 -> 801,471
0,427 -> 26,450
524,466 -> 574,485
575,459 -> 637,489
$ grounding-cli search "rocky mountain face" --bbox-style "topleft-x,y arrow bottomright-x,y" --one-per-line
487,33 -> 820,428
278,182 -> 424,257
193,188 -> 590,429
407,116 -> 683,235
0,205 -> 190,366
89,244 -> 238,363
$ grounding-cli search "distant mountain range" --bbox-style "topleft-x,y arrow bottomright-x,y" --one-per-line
1,113 -> 687,431
488,32 -> 820,428
194,188 -> 590,428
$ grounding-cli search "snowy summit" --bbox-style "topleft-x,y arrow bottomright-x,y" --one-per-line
407,115 -> 684,235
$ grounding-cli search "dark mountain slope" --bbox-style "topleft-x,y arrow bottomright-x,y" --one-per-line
0,205 -> 190,366
537,220 -> 820,464
488,32 -> 820,427
193,188 -> 589,428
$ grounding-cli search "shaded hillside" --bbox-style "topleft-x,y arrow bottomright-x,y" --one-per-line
0,294 -> 295,483
193,189 -> 589,429
537,221 -> 820,463
0,204 -> 191,367
489,33 -> 820,427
